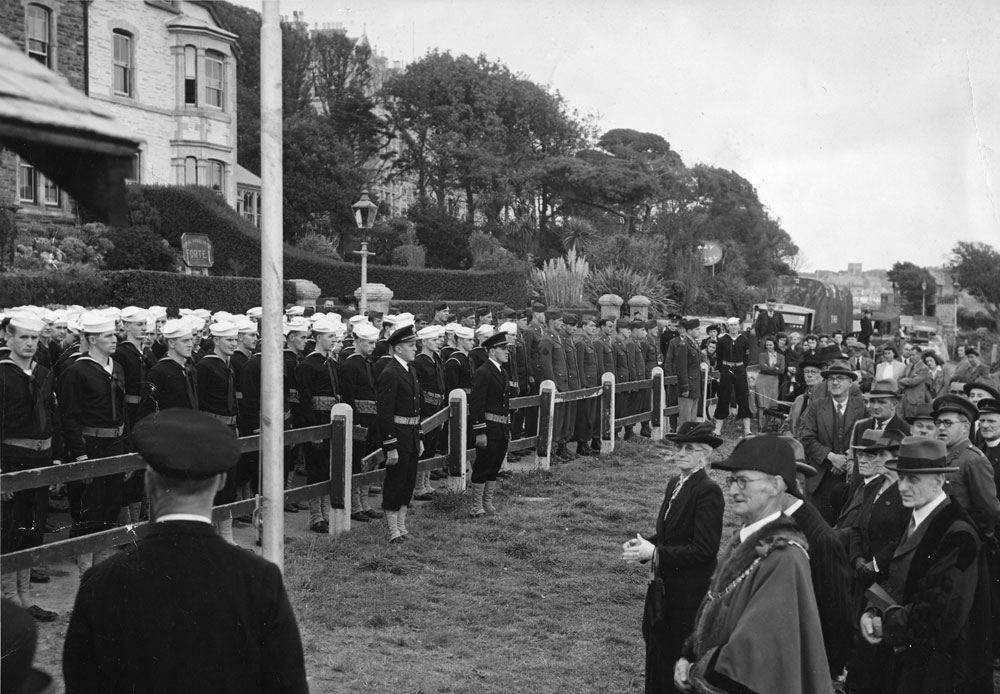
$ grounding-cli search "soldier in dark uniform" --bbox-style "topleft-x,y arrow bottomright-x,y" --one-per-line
412,325 -> 447,499
658,313 -> 681,358
594,318 -> 616,449
1,312 -> 62,621
431,302 -> 450,327
138,319 -> 198,420
58,311 -> 127,574
574,316 -> 601,456
444,326 -> 476,397
295,318 -> 343,533
673,318 -> 706,424
538,310 -> 572,460
713,317 -> 753,437
560,314 -> 582,453
521,303 -> 547,439
610,319 -> 632,438
339,322 -> 383,522
469,333 -> 512,518
196,321 -> 241,544
632,320 -> 655,437
377,324 -> 422,543
625,320 -> 644,438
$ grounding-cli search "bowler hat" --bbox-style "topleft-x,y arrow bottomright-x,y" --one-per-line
885,436 -> 958,474
821,359 -> 859,381
666,421 -> 723,449
964,381 -> 1000,401
863,379 -> 900,399
978,398 -> 1000,415
904,403 -> 935,423
932,394 -> 978,423
714,435 -> 799,498
133,409 -> 240,480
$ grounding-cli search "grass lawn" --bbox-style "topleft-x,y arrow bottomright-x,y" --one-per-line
283,436 -> 744,693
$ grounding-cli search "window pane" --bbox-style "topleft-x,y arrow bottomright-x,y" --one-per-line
184,46 -> 197,105
205,54 -> 223,108
113,32 -> 132,96
26,5 -> 50,66
207,161 -> 224,192
18,161 -> 37,202
43,177 -> 60,205
184,157 -> 198,185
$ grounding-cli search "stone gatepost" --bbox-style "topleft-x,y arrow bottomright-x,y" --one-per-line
628,295 -> 651,321
355,283 -> 393,316
598,294 -> 624,320
289,279 -> 321,309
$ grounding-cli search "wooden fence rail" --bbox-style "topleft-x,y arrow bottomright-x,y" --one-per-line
1,366 -> 755,569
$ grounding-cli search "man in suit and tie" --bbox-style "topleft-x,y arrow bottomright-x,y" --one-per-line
468,333 -> 513,518
753,298 -> 785,342
621,422 -> 724,694
897,342 -> 931,419
797,358 -> 867,525
673,318 -> 705,425
860,437 -> 986,694
62,409 -> 308,694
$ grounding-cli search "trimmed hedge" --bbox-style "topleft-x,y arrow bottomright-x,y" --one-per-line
387,300 -> 508,316
135,185 -> 530,307
0,269 -> 296,313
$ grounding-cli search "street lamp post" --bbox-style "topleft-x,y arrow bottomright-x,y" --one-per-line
351,190 -> 379,312
921,280 -> 927,316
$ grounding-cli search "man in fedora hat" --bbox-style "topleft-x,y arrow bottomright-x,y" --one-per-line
674,436 -> 833,694
797,358 -> 867,525
622,422 -> 724,693
860,436 -> 987,694
905,403 -> 938,439
843,378 -> 910,509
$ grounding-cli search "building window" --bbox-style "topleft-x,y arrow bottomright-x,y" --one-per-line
206,160 -> 224,193
184,156 -> 198,185
18,161 -> 37,203
113,30 -> 134,96
26,4 -> 50,67
205,51 -> 224,108
126,151 -> 142,184
43,177 -> 60,206
184,45 -> 197,105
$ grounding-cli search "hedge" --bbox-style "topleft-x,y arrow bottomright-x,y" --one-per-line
385,300 -> 508,316
135,185 -> 530,307
0,269 -> 296,313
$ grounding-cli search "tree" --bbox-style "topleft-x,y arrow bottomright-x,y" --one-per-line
887,262 -> 938,316
949,241 -> 1000,325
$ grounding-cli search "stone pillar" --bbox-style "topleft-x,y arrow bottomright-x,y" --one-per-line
355,283 -> 393,316
628,295 -> 651,321
598,294 -> 624,320
290,279 -> 321,309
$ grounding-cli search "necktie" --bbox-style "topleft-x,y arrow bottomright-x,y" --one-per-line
875,420 -> 884,430
836,402 -> 845,419
904,515 -> 916,540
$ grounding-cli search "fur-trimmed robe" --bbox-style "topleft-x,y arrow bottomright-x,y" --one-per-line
682,516 -> 834,694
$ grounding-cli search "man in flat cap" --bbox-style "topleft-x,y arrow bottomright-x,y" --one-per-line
377,324 -> 423,543
468,333 -> 512,518
860,436 -> 988,693
63,410 -> 308,694
674,436 -> 833,694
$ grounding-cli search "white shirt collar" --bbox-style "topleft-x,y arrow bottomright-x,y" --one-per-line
393,354 -> 409,370
911,491 -> 948,531
155,513 -> 212,524
488,357 -> 503,371
985,438 -> 1000,449
782,498 -> 804,517
739,510 -> 783,543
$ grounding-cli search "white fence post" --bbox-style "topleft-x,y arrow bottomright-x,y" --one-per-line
330,404 -> 353,535
601,372 -> 616,455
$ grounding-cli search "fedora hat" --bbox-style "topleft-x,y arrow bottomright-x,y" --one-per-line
666,421 -> 723,449
778,435 -> 817,479
885,436 -> 958,474
714,435 -> 800,498
932,394 -> 978,424
904,403 -> 935,423
821,359 -> 859,381
851,428 -> 904,452
863,378 -> 900,399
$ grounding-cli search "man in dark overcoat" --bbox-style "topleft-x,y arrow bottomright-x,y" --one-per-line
468,333 -> 512,518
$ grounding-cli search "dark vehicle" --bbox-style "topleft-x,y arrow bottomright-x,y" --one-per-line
762,276 -> 854,336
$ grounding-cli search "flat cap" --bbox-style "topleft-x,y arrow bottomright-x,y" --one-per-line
133,409 -> 239,480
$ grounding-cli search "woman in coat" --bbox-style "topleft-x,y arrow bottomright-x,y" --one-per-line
754,334 -> 785,428
621,422 -> 724,694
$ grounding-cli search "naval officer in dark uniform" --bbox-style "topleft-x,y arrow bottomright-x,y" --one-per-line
468,332 -> 512,518
62,409 -> 308,694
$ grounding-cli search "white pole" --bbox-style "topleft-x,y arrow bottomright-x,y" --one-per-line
260,0 -> 284,571
360,241 -> 368,312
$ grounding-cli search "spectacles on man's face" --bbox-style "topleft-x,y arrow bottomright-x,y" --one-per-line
674,444 -> 704,455
933,419 -> 964,429
726,474 -> 771,490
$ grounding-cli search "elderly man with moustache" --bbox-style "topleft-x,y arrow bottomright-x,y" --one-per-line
622,422 -> 724,694
860,437 -> 987,694
673,436 -> 833,694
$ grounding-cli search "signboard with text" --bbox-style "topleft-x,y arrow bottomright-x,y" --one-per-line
181,233 -> 214,268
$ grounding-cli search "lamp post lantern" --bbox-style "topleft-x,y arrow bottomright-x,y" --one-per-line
351,190 -> 379,312
921,279 -> 927,316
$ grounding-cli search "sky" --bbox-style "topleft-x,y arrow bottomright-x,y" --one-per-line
234,0 -> 1000,273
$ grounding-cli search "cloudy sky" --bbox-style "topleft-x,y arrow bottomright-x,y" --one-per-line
236,0 -> 1000,273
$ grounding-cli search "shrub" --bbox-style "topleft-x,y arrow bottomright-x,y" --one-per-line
387,299 -> 507,316
530,248 -> 589,307
585,265 -> 677,315
390,245 -> 426,268
104,225 -> 178,271
294,233 -> 343,262
0,267 -> 110,306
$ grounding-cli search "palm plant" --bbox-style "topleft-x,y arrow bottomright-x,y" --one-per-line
530,247 -> 590,307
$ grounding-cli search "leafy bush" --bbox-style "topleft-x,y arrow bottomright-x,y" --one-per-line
390,244 -> 426,267
407,203 -> 473,269
530,247 -> 590,308
578,232 -> 666,278
294,233 -> 343,262
584,265 -> 677,315
0,267 -> 110,306
104,225 -> 178,271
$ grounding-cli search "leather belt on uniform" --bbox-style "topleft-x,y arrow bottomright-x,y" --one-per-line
355,399 -> 377,415
204,412 -> 237,426
722,361 -> 744,367
124,394 -> 141,405
287,388 -> 299,404
311,395 -> 338,411
81,425 -> 124,438
393,416 -> 420,426
422,392 -> 444,406
2,437 -> 52,451
485,413 -> 510,425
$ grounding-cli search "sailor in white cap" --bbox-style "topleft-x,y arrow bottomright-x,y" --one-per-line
1,311 -> 62,620
412,325 -> 447,499
338,322 -> 384,521
58,311 -> 127,574
112,307 -> 150,525
296,317 -> 343,533
444,325 -> 476,397
191,321 -> 242,544
137,319 -> 198,421
471,324 -> 494,372
282,316 -> 311,513
713,317 -> 753,438
146,306 -> 169,363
